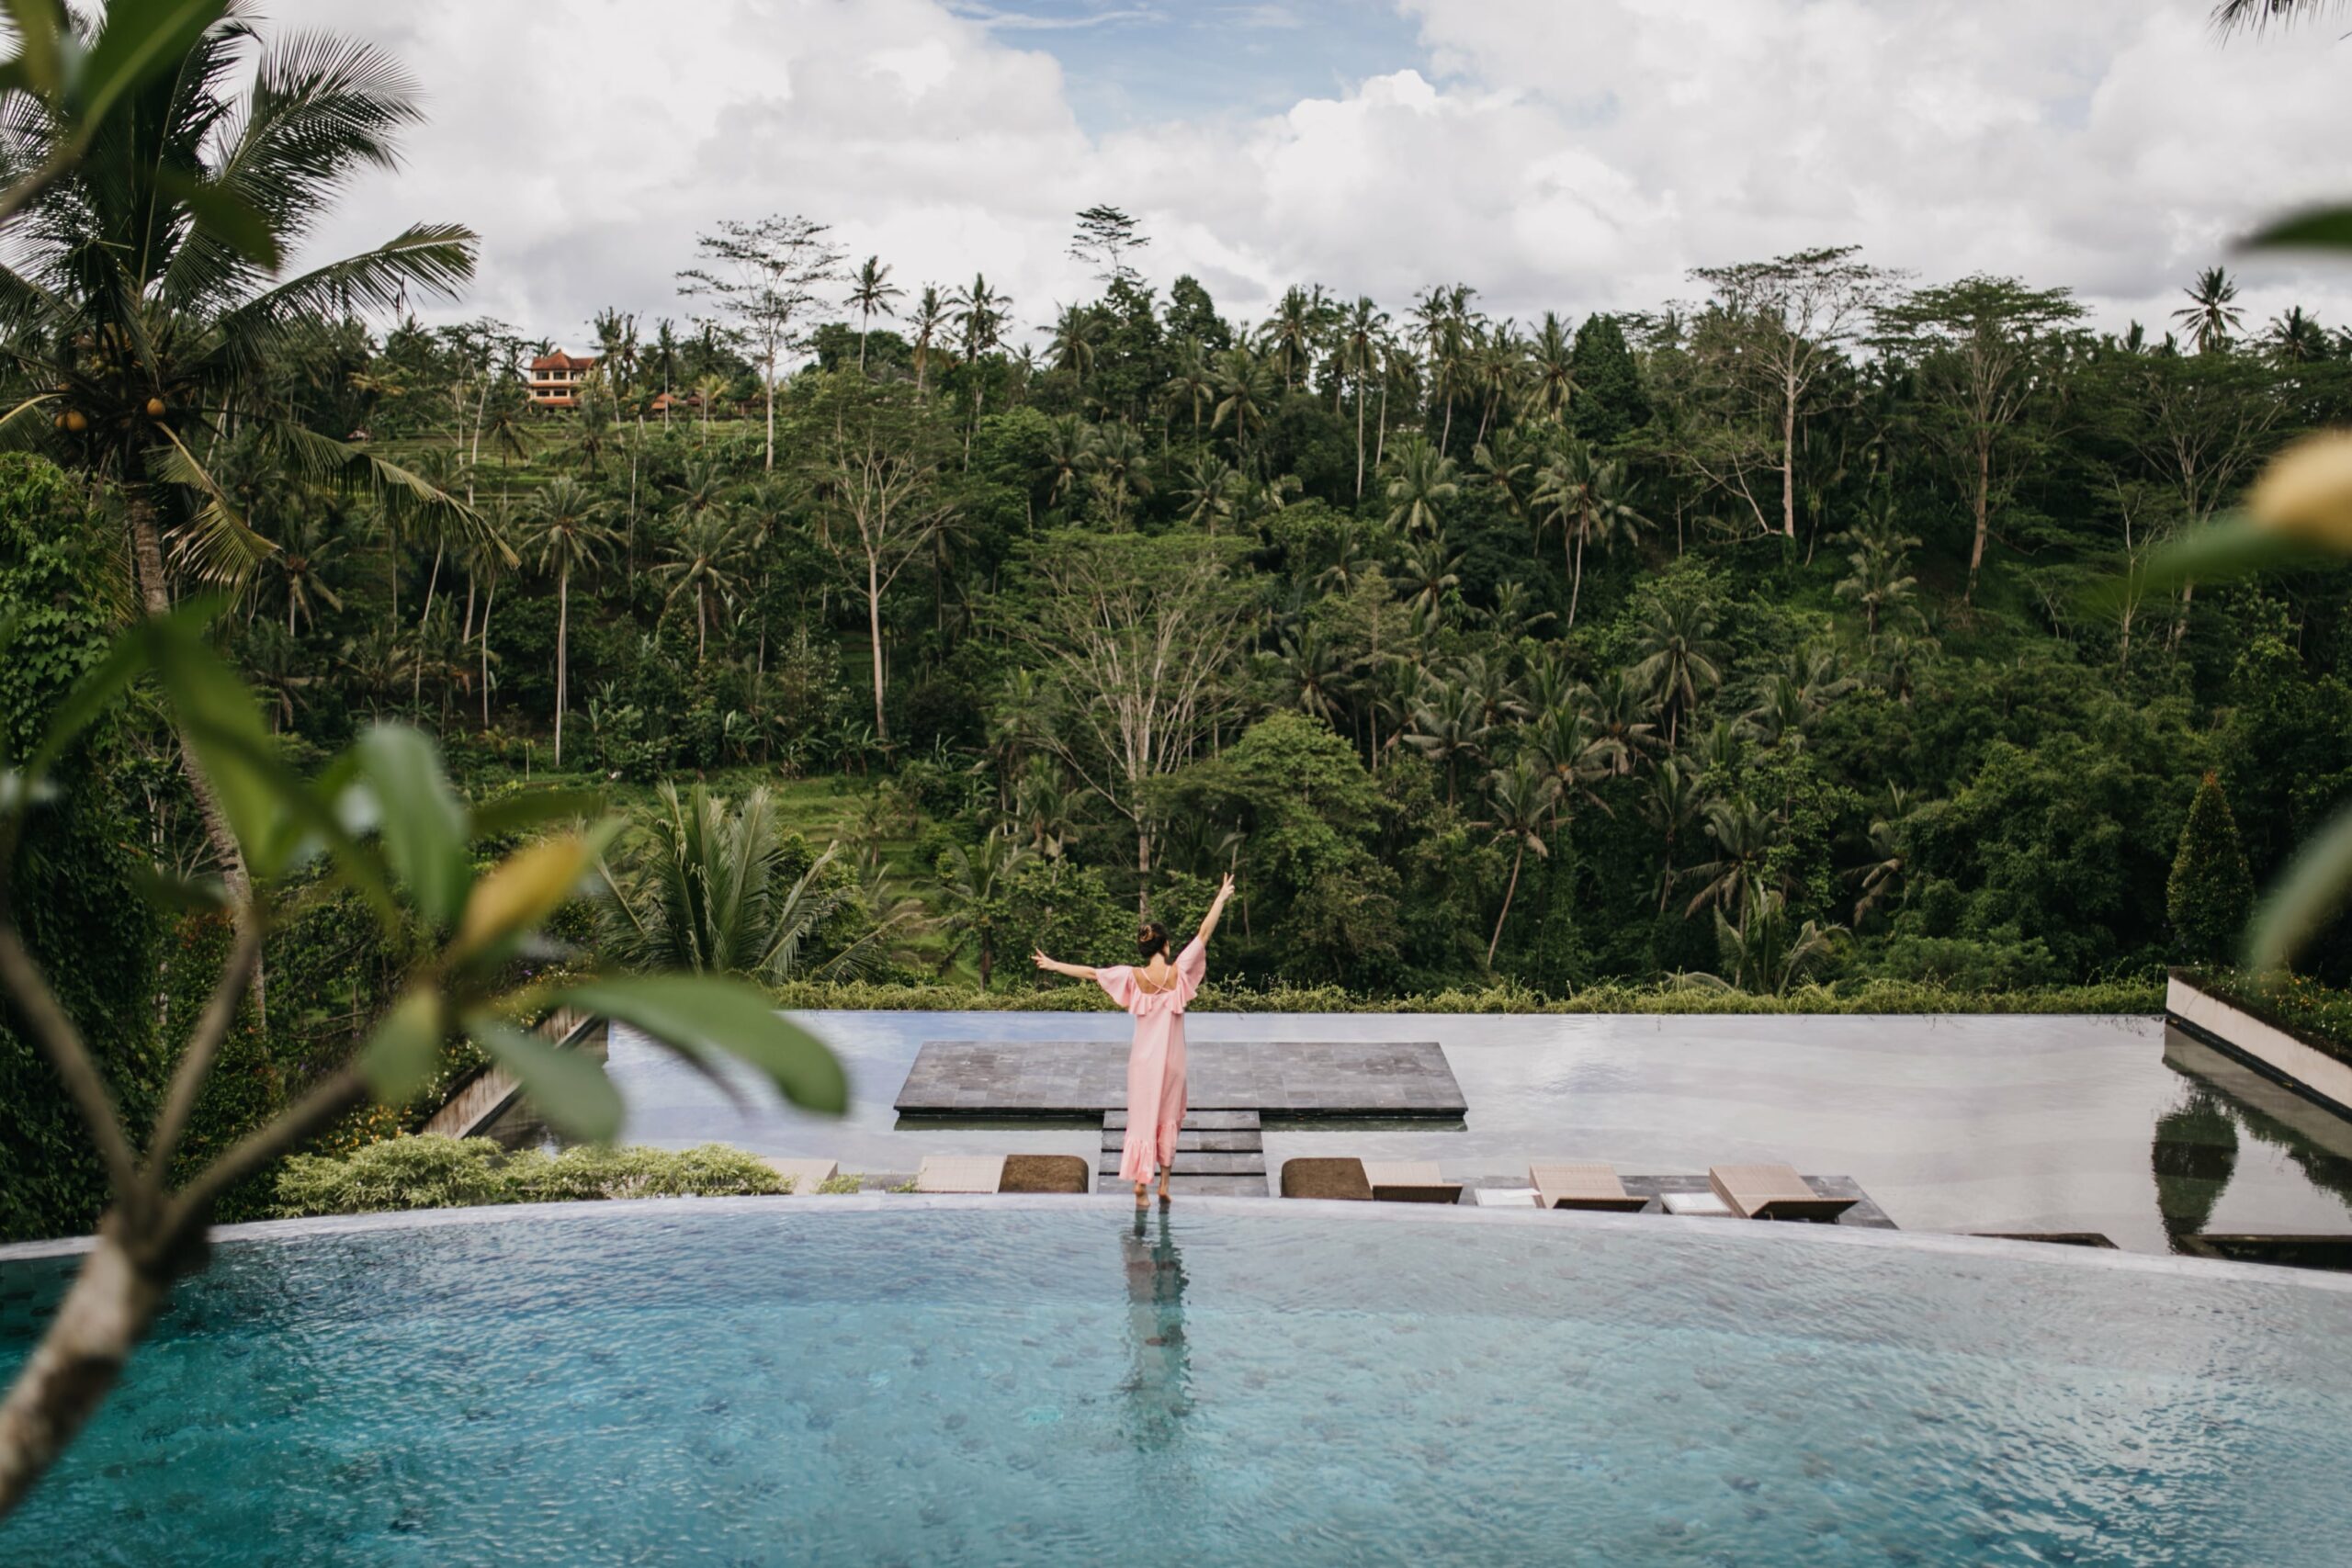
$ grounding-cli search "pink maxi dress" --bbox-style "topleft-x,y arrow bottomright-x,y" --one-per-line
1095,936 -> 1206,1185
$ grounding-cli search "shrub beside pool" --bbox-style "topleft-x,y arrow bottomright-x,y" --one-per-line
273,1135 -> 799,1216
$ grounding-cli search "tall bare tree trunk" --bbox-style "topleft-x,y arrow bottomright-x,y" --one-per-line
481,581 -> 495,730
1966,434 -> 1991,603
1487,841 -> 1526,967
1780,369 -> 1798,540
412,544 -> 443,710
554,567 -> 570,766
129,496 -> 260,1019
866,555 -> 888,742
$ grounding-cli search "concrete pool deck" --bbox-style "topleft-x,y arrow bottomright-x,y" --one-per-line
487,1010 -> 2352,1257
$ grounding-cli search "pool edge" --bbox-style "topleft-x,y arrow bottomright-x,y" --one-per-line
6,1193 -> 2350,1294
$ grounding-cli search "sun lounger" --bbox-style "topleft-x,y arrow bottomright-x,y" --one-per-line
1707,1163 -> 1859,1222
1529,1162 -> 1650,1213
763,1156 -> 840,1194
999,1154 -> 1090,1194
915,1155 -> 1006,1193
1280,1157 -> 1374,1201
1361,1160 -> 1463,1204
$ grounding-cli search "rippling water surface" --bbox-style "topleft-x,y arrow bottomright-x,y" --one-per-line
6,1202 -> 2349,1566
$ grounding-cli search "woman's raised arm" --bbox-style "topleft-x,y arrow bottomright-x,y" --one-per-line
1194,873 -> 1237,948
1033,951 -> 1097,981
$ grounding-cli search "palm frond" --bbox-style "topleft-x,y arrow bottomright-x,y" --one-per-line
148,423 -> 277,586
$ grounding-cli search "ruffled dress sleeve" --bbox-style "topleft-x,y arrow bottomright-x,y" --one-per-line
1172,937 -> 1207,1007
1095,964 -> 1138,1011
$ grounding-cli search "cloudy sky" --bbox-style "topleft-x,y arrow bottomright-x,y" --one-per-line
298,0 -> 2349,351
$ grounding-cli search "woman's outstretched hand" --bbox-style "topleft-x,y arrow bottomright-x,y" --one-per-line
1033,949 -> 1053,970
1216,872 -> 1237,903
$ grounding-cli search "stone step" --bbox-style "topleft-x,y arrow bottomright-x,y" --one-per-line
1100,1128 -> 1262,1154
1100,1150 -> 1266,1177
1103,1109 -> 1261,1132
1165,1175 -> 1272,1197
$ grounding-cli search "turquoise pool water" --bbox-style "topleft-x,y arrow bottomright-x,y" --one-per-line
6,1201 -> 2350,1565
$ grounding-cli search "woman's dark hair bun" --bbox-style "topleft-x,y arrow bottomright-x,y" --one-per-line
1136,920 -> 1170,961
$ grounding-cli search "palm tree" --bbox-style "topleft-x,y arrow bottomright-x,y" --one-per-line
1404,674 -> 1491,806
595,784 -> 888,981
1338,296 -> 1389,497
524,475 -> 617,767
910,284 -> 949,396
1171,452 -> 1240,535
1080,420 -> 1151,526
1397,532 -> 1463,618
1046,302 -> 1104,389
2263,306 -> 2332,367
1834,509 -> 1921,636
1264,285 -> 1317,391
1476,757 -> 1561,966
934,829 -> 1028,987
1159,339 -> 1216,434
1211,344 -> 1274,465
1712,880 -> 1842,994
950,272 -> 1011,416
692,371 -> 729,431
461,500 -> 517,729
1276,622 -> 1362,726
1532,439 -> 1597,626
1526,310 -> 1577,424
2171,265 -> 2244,354
1041,414 -> 1099,509
269,512 -> 345,635
1629,600 -> 1724,748
0,8 -> 481,899
1576,671 -> 1660,775
1682,797 -> 1782,920
1640,757 -> 1708,912
653,507 -> 754,663
847,254 -> 902,372
1383,434 -> 1459,536
1848,784 -> 1914,926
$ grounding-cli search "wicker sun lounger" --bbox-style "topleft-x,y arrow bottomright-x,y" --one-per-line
999,1154 -> 1090,1193
915,1154 -> 1091,1194
1362,1160 -> 1463,1204
1280,1157 -> 1374,1201
1529,1162 -> 1650,1212
1708,1163 -> 1859,1222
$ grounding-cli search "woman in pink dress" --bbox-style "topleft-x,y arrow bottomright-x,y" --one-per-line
1034,874 -> 1235,1208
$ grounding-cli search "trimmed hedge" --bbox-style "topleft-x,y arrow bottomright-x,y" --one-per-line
765,976 -> 2163,1016
273,1135 -> 795,1217
2179,966 -> 2352,1069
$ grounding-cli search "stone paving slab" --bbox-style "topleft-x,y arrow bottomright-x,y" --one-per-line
1105,1109 -> 1261,1132
1099,1150 -> 1266,1177
1102,1129 -> 1260,1153
898,1041 -> 1463,1118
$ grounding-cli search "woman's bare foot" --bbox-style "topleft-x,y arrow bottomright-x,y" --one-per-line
1135,1182 -> 1150,1210
1157,1176 -> 1171,1205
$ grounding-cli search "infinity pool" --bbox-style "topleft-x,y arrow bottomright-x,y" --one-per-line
6,1200 -> 2349,1565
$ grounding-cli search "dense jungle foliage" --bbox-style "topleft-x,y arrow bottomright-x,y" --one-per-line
4,5 -> 2350,1247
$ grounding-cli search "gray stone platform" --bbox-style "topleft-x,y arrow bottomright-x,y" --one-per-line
895,1039 -> 1464,1119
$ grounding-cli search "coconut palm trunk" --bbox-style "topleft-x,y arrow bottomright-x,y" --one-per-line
554,564 -> 571,766
1487,838 -> 1527,968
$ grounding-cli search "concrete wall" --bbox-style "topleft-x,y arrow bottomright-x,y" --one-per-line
2166,975 -> 2352,1122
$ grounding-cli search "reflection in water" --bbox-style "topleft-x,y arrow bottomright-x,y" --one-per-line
2157,1029 -> 2352,1256
2152,1089 -> 2239,1245
1120,1212 -> 1192,1449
